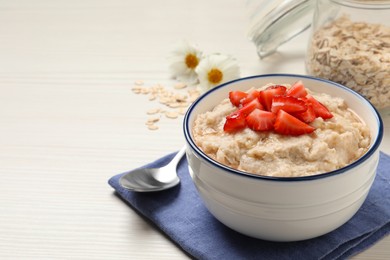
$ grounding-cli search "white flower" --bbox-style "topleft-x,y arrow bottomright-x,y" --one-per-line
168,40 -> 203,84
195,54 -> 240,92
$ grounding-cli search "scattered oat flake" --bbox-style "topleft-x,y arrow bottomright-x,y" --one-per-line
174,82 -> 187,89
134,80 -> 144,85
131,87 -> 142,94
174,94 -> 187,101
147,117 -> 160,123
147,108 -> 160,115
165,111 -> 179,119
147,124 -> 159,130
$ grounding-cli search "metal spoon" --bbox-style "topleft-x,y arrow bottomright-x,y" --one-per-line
119,146 -> 185,192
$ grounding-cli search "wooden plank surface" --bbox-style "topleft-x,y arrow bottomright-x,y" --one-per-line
0,0 -> 389,259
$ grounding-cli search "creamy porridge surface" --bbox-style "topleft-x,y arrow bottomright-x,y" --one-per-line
192,84 -> 371,177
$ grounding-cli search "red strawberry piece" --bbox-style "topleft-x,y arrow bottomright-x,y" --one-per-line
246,109 -> 275,131
223,98 -> 263,132
224,112 -> 246,132
294,103 -> 316,123
306,95 -> 333,119
229,91 -> 248,107
236,97 -> 264,116
270,96 -> 307,114
259,85 -> 287,111
274,110 -> 315,136
241,90 -> 260,105
285,80 -> 307,98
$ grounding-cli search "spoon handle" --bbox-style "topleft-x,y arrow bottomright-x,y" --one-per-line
168,146 -> 186,167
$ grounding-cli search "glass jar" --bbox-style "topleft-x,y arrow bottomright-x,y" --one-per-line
246,0 -> 390,113
306,0 -> 390,113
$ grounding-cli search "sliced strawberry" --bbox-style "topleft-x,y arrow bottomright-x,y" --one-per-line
236,97 -> 264,116
306,95 -> 333,119
224,112 -> 246,132
259,85 -> 287,111
223,98 -> 263,132
229,91 -> 248,107
274,110 -> 315,136
246,109 -> 275,131
294,103 -> 316,123
241,90 -> 260,105
270,96 -> 307,114
285,80 -> 307,98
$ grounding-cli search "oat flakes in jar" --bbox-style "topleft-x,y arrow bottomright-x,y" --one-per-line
306,0 -> 390,113
247,0 -> 390,113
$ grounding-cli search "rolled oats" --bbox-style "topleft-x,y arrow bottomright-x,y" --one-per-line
147,124 -> 159,130
174,82 -> 187,89
306,16 -> 390,110
146,117 -> 160,124
165,111 -> 179,119
132,80 -> 200,130
147,108 -> 160,115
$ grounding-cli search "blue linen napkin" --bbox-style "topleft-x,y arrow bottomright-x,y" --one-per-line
108,152 -> 390,260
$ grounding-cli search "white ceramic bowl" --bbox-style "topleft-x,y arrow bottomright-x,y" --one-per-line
183,74 -> 383,242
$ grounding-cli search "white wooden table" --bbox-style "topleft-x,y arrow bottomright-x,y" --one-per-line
0,0 -> 389,259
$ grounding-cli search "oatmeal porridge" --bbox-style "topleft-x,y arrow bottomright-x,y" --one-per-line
192,83 -> 371,177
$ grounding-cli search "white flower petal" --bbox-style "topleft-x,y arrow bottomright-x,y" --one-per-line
195,54 -> 240,92
168,40 -> 203,84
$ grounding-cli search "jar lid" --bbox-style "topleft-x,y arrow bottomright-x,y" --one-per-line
246,0 -> 315,58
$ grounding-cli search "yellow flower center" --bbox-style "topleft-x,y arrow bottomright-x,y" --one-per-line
185,53 -> 199,69
207,68 -> 223,84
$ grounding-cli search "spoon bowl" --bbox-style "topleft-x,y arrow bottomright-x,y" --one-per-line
119,147 -> 185,192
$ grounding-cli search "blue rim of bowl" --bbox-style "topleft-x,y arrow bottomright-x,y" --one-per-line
183,73 -> 384,182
